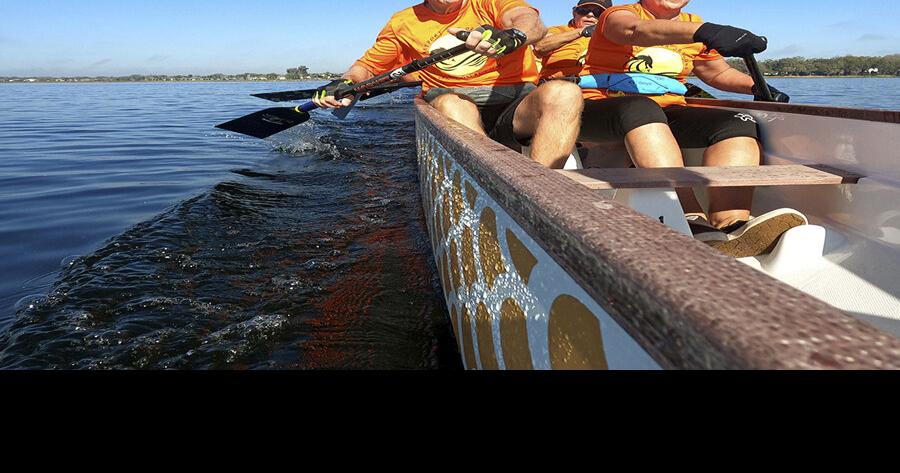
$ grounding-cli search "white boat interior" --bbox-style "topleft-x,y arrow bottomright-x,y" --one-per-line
556,100 -> 900,336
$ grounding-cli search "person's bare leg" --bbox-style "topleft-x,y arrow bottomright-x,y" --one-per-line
511,81 -> 583,169
429,93 -> 486,134
704,137 -> 761,228
624,123 -> 705,216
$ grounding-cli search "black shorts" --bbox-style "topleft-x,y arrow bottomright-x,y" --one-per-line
423,84 -> 536,150
578,96 -> 759,148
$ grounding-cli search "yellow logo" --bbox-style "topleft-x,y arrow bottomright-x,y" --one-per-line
430,34 -> 489,77
624,47 -> 683,77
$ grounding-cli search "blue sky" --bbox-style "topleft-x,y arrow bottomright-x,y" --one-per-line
1,0 -> 898,76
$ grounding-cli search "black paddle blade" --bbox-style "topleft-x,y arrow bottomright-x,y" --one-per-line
251,89 -> 317,102
215,107 -> 311,139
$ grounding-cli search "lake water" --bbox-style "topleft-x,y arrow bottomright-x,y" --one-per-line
0,78 -> 897,369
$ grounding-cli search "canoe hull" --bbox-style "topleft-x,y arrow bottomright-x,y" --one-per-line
415,97 -> 900,370
417,121 -> 660,370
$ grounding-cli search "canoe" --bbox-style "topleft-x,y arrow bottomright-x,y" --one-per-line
414,96 -> 900,370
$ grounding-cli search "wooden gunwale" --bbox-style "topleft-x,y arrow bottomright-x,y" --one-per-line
415,97 -> 900,370
686,97 -> 900,124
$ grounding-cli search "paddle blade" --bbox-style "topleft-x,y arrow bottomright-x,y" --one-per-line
251,89 -> 318,102
215,107 -> 311,139
685,83 -> 717,99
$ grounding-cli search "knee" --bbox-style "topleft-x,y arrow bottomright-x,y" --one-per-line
535,81 -> 584,114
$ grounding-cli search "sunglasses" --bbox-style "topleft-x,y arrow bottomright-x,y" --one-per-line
574,6 -> 605,16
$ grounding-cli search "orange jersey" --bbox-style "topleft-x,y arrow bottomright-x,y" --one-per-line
539,25 -> 590,80
354,0 -> 540,91
583,3 -> 722,107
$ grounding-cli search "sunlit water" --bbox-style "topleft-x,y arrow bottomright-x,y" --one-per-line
0,82 -> 459,369
0,78 -> 897,369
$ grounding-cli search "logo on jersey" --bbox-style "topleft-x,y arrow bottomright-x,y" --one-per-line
625,47 -> 684,78
430,34 -> 489,77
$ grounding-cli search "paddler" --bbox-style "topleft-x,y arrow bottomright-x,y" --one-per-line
533,0 -> 611,81
576,0 -> 804,258
312,0 -> 585,169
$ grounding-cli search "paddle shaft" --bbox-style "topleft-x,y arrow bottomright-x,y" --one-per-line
216,31 -> 480,138
292,32 -> 474,114
334,31 -> 472,100
298,40 -> 469,112
252,81 -> 424,103
744,55 -> 774,102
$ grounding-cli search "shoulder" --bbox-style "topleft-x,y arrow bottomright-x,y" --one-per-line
477,0 -> 538,17
548,25 -> 574,34
607,3 -> 643,16
601,4 -> 642,22
682,12 -> 705,24
378,5 -> 424,33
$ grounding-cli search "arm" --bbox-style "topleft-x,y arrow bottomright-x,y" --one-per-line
603,10 -> 767,59
342,64 -> 376,84
500,5 -> 547,47
449,5 -> 547,57
603,10 -> 699,47
693,59 -> 753,94
533,28 -> 584,58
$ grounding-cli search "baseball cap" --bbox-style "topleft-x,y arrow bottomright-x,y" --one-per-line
576,0 -> 612,8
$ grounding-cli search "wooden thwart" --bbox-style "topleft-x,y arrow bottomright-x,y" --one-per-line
559,164 -> 862,190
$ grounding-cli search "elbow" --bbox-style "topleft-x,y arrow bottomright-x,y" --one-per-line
532,43 -> 551,58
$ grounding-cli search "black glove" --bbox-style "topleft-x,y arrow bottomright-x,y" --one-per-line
475,25 -> 527,57
752,83 -> 790,103
316,79 -> 356,101
581,24 -> 597,38
694,22 -> 767,58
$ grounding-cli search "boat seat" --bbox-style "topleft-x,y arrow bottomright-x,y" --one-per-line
558,164 -> 862,190
557,164 -> 863,238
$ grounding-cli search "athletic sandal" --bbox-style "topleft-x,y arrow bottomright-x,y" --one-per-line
686,215 -> 728,244
706,208 -> 809,258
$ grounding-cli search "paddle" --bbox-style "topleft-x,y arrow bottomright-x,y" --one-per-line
684,82 -> 718,99
252,81 -> 423,103
744,55 -> 775,102
216,31 -> 475,139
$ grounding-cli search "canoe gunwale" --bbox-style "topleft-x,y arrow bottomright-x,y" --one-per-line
415,97 -> 900,370
686,98 -> 900,124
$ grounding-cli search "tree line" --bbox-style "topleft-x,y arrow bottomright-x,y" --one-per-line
2,66 -> 339,83
726,54 -> 900,76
